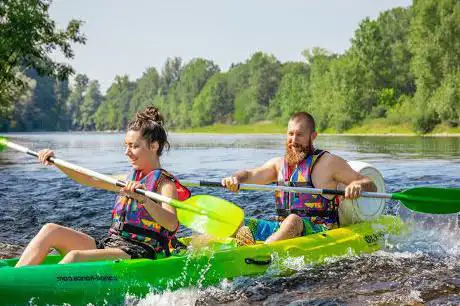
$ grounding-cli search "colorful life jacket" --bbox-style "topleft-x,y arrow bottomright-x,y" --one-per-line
110,168 -> 191,255
275,149 -> 339,228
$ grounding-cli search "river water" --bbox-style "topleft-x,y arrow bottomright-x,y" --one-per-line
0,132 -> 459,305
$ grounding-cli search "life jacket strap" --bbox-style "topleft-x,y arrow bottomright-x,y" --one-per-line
111,222 -> 171,257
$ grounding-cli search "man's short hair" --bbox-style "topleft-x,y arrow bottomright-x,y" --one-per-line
289,112 -> 316,132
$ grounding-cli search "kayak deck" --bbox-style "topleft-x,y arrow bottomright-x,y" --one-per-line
0,215 -> 402,305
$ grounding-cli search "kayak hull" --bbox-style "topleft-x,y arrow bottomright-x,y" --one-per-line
0,216 -> 402,305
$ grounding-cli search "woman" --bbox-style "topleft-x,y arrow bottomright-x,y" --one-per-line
15,106 -> 190,267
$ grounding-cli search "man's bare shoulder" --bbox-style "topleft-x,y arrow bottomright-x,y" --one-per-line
319,152 -> 345,164
315,152 -> 348,173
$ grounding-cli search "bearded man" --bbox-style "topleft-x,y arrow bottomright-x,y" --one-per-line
222,112 -> 377,244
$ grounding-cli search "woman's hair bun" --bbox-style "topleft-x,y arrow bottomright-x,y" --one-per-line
135,106 -> 164,126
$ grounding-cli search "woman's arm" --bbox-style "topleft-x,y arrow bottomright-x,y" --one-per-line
122,180 -> 179,232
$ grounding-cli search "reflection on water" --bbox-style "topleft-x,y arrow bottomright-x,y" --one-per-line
0,132 -> 459,305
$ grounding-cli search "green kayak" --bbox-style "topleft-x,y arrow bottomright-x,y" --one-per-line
0,216 -> 402,305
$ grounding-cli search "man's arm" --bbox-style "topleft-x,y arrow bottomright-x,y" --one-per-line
222,157 -> 280,192
329,155 -> 377,199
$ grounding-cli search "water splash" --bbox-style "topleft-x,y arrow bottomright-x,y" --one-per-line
126,288 -> 200,306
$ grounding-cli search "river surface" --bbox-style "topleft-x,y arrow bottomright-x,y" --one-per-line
0,132 -> 459,305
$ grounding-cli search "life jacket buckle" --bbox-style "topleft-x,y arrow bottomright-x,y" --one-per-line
112,221 -> 124,231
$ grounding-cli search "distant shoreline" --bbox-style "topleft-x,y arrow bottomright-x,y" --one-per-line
173,131 -> 460,137
2,122 -> 460,137
173,121 -> 460,137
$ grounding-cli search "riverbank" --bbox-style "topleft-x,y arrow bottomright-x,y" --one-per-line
174,120 -> 460,136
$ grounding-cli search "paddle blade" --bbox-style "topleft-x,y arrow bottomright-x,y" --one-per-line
176,195 -> 244,238
393,187 -> 460,214
0,137 -> 6,152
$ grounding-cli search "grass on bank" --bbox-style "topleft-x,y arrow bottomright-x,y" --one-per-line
175,122 -> 285,134
175,119 -> 460,136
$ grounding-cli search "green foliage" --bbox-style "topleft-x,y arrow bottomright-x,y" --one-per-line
410,0 -> 459,93
169,58 -> 220,128
410,0 -> 460,131
2,69 -> 71,132
307,51 -> 363,132
429,71 -> 459,127
231,52 -> 282,124
387,95 -> 414,125
5,0 -> 458,135
350,7 -> 414,97
377,88 -> 396,108
269,73 -> 310,122
0,0 -> 85,113
129,67 -> 160,119
191,73 -> 233,127
80,81 -> 102,130
66,74 -> 89,130
234,87 -> 258,124
413,109 -> 440,134
159,57 -> 182,96
94,75 -> 135,130
268,61 -> 310,121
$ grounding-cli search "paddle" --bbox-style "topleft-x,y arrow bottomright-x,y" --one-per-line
0,138 -> 244,238
181,180 -> 460,215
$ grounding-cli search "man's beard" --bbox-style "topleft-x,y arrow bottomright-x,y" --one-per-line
285,141 -> 312,166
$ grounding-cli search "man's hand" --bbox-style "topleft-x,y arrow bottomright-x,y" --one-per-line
344,180 -> 363,200
344,177 -> 376,200
221,176 -> 240,192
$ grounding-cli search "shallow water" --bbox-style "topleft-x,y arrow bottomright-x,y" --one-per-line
0,132 -> 459,305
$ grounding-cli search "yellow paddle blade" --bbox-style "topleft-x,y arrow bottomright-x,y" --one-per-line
175,195 -> 244,238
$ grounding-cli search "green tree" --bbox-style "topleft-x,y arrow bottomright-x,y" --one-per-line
94,75 -> 135,130
233,87 -> 258,124
269,61 -> 310,120
350,8 -> 413,96
66,74 -> 89,130
270,73 -> 310,123
303,48 -> 338,130
410,0 -> 460,132
4,69 -> 64,131
159,57 -> 183,96
80,80 -> 102,130
55,78 -> 71,130
232,52 -> 282,124
428,72 -> 460,127
0,0 -> 85,114
129,67 -> 160,118
191,73 -> 233,126
169,58 -> 219,128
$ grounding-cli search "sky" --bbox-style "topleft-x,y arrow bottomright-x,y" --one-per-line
49,0 -> 412,92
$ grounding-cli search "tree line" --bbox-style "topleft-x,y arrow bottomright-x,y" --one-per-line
1,0 -> 459,134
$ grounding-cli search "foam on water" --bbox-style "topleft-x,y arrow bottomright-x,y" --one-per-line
394,206 -> 460,257
127,288 -> 201,306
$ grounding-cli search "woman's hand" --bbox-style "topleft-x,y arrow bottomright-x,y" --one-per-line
120,181 -> 147,203
37,149 -> 55,166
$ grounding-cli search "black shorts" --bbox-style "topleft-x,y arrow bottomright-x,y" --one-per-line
95,235 -> 157,259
